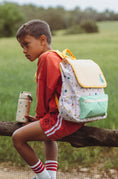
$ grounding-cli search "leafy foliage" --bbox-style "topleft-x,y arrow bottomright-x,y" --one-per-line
64,25 -> 85,35
0,3 -> 24,37
80,20 -> 99,33
65,20 -> 98,35
0,2 -> 118,37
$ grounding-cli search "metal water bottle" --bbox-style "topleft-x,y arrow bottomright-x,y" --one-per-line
16,91 -> 32,123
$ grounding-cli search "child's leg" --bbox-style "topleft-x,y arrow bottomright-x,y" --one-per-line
12,121 -> 51,179
44,141 -> 58,161
44,141 -> 58,179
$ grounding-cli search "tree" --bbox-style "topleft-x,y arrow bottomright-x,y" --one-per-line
0,2 -> 24,37
39,7 -> 66,31
21,4 -> 42,21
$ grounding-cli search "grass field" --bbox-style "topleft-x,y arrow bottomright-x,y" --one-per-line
0,21 -> 118,170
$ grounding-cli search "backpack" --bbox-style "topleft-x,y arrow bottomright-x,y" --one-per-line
54,49 -> 108,123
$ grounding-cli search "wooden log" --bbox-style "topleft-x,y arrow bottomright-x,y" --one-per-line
0,121 -> 118,148
59,125 -> 118,147
0,121 -> 22,136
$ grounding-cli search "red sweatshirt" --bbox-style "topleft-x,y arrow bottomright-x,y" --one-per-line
35,51 -> 62,119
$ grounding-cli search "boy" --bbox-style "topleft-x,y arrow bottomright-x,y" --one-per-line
12,19 -> 83,179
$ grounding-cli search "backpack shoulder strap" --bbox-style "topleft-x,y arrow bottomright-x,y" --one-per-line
49,49 -> 76,60
61,49 -> 76,59
51,49 -> 76,111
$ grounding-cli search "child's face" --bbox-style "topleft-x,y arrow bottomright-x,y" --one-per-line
19,35 -> 48,61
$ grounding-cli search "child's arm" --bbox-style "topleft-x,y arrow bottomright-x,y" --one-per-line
36,52 -> 61,118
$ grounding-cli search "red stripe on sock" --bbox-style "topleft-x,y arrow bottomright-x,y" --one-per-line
46,168 -> 57,171
46,162 -> 57,171
32,161 -> 45,173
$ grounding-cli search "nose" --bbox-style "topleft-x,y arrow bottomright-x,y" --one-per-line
23,47 -> 27,54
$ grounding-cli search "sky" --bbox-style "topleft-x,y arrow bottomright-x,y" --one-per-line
0,0 -> 118,13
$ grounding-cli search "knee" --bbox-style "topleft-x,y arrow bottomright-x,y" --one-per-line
12,129 -> 23,149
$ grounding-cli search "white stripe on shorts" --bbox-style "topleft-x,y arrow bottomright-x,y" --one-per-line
45,114 -> 62,137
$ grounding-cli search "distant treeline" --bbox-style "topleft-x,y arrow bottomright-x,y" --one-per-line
0,2 -> 118,37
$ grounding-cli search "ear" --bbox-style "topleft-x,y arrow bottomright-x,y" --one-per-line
39,35 -> 47,45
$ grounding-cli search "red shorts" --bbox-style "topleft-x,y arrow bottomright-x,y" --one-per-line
40,113 -> 84,141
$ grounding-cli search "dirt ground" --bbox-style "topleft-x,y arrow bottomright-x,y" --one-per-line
0,163 -> 118,179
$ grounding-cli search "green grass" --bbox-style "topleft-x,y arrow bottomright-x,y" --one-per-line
0,21 -> 118,169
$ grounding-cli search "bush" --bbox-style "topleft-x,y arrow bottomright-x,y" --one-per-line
65,20 -> 99,35
64,25 -> 85,35
80,20 -> 99,33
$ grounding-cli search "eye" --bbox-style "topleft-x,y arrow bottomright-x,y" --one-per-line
24,42 -> 29,47
20,41 -> 30,49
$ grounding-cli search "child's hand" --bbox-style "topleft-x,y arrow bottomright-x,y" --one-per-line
25,115 -> 38,122
22,115 -> 38,127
